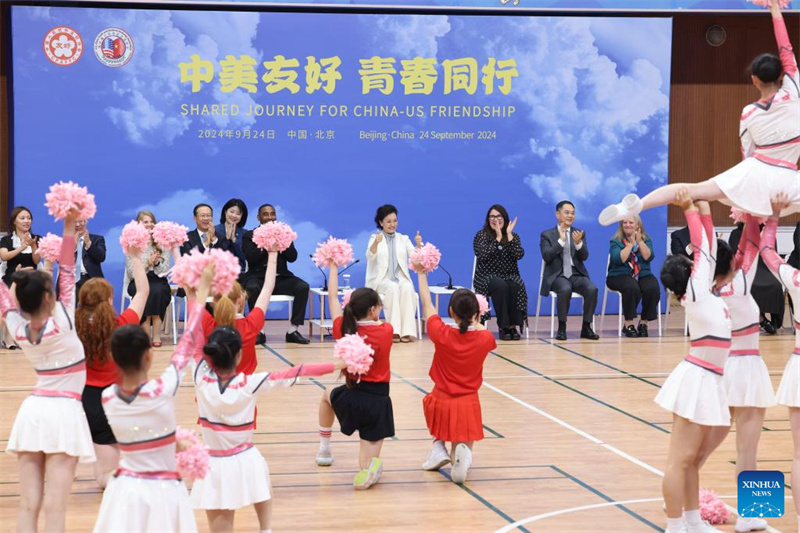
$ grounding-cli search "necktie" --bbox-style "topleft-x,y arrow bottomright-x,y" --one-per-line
563,230 -> 572,278
75,237 -> 84,286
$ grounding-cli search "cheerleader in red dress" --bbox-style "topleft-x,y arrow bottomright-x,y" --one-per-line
414,268 -> 497,484
201,250 -> 280,375
315,262 -> 395,490
758,193 -> 800,531
599,0 -> 799,227
0,212 -> 95,533
92,267 -> 212,533
713,215 -> 776,533
655,191 -> 732,533
75,244 -> 149,488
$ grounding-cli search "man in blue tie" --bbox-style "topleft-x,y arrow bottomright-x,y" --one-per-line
540,201 -> 599,341
74,218 -> 106,295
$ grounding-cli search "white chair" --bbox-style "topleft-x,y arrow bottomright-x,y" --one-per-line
121,268 -> 177,344
473,257 -> 529,338
260,295 -> 295,335
663,289 -> 689,335
534,259 -> 594,339
599,255 -> 662,337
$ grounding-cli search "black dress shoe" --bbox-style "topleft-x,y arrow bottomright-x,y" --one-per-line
760,319 -> 777,335
580,323 -> 600,340
555,324 -> 567,341
510,327 -> 521,341
286,331 -> 311,344
622,325 -> 639,338
256,332 -> 267,345
637,323 -> 649,337
499,329 -> 513,341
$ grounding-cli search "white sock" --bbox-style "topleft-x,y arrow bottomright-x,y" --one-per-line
667,517 -> 685,531
684,509 -> 701,525
288,325 -> 298,333
432,439 -> 447,452
261,530 -> 272,533
318,427 -> 332,450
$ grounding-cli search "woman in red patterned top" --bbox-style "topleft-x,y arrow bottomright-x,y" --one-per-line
201,249 -> 279,375
414,267 -> 496,484
315,262 -> 394,491
76,244 -> 149,488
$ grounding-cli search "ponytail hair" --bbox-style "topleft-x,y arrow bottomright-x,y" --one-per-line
213,282 -> 245,328
341,287 -> 381,335
449,289 -> 480,334
76,278 -> 117,366
203,326 -> 242,373
11,270 -> 54,314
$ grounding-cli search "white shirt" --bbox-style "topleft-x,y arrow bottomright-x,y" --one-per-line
196,228 -> 217,249
557,226 -> 584,267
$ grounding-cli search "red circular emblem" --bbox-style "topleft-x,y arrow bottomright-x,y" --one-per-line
43,26 -> 84,66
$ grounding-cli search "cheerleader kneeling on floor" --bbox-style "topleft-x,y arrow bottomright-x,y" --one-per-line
655,189 -> 732,533
414,267 -> 497,484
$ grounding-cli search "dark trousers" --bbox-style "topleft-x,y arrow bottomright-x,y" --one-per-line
606,274 -> 660,322
245,275 -> 309,326
550,274 -> 598,323
487,277 -> 525,329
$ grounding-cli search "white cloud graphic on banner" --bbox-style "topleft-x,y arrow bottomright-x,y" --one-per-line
370,15 -> 451,57
91,10 -> 262,147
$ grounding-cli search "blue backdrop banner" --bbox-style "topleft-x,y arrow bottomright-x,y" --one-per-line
10,6 -> 671,318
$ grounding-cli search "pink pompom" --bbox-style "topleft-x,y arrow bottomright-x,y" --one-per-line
119,221 -> 151,255
44,181 -> 97,221
341,290 -> 354,308
409,243 -> 442,273
38,233 -> 63,263
475,293 -> 490,316
171,248 -> 241,296
699,488 -> 731,525
748,0 -> 790,7
152,221 -> 189,249
175,427 -> 210,481
333,334 -> 375,377
313,237 -> 354,268
252,222 -> 297,252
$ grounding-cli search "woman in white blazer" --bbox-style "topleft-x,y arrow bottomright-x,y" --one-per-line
366,205 -> 422,342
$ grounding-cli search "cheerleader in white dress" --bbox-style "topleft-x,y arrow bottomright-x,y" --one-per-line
599,0 -> 799,227
715,215 -> 776,533
92,267 -> 212,533
188,251 -> 342,533
758,194 -> 800,531
655,191 -> 731,533
0,212 -> 95,533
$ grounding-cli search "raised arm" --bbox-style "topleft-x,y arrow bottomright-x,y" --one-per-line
127,247 -> 150,319
253,250 -> 279,313
414,269 -> 437,320
57,213 -> 79,312
328,262 -> 343,320
771,0 -> 799,89
169,264 -> 214,375
508,233 -> 525,260
86,235 -> 106,263
282,242 -> 298,263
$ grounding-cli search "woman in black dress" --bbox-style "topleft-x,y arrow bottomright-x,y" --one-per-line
0,207 -> 41,286
472,204 -> 527,340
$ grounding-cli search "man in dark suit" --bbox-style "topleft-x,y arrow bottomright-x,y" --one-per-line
243,203 -> 310,345
74,218 -> 106,295
539,200 -> 599,341
670,226 -> 694,260
181,203 -> 231,255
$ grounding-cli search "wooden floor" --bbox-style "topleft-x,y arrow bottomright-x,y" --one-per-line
0,310 -> 796,533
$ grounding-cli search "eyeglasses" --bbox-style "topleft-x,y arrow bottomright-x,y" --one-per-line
489,215 -> 504,220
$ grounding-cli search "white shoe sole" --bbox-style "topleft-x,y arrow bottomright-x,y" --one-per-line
598,193 -> 642,226
734,519 -> 768,532
315,452 -> 333,466
450,444 -> 471,484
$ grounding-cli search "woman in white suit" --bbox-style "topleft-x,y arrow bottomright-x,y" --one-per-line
366,205 -> 422,343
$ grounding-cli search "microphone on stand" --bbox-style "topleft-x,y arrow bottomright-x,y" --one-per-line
309,255 -> 328,292
438,263 -> 455,290
338,259 -> 361,275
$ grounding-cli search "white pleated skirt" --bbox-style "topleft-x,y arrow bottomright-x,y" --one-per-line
6,395 -> 96,462
776,355 -> 800,408
93,474 -> 197,532
722,356 -> 776,408
191,445 -> 271,510
712,157 -> 800,217
655,360 -> 731,426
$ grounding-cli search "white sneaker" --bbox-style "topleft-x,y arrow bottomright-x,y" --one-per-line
734,517 -> 768,532
665,527 -> 689,533
598,193 -> 642,226
686,520 -> 722,533
422,445 -> 451,471
315,448 -> 333,466
450,444 -> 472,484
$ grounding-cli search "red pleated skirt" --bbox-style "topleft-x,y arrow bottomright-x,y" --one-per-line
423,387 -> 484,442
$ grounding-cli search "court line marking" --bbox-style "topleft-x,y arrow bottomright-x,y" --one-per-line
483,381 -> 782,533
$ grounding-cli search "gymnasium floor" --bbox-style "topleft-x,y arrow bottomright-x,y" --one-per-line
0,310 -> 796,532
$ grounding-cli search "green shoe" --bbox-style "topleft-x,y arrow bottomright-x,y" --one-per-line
353,457 -> 383,490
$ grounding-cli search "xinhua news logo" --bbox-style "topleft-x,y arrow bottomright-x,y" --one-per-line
737,471 -> 784,519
